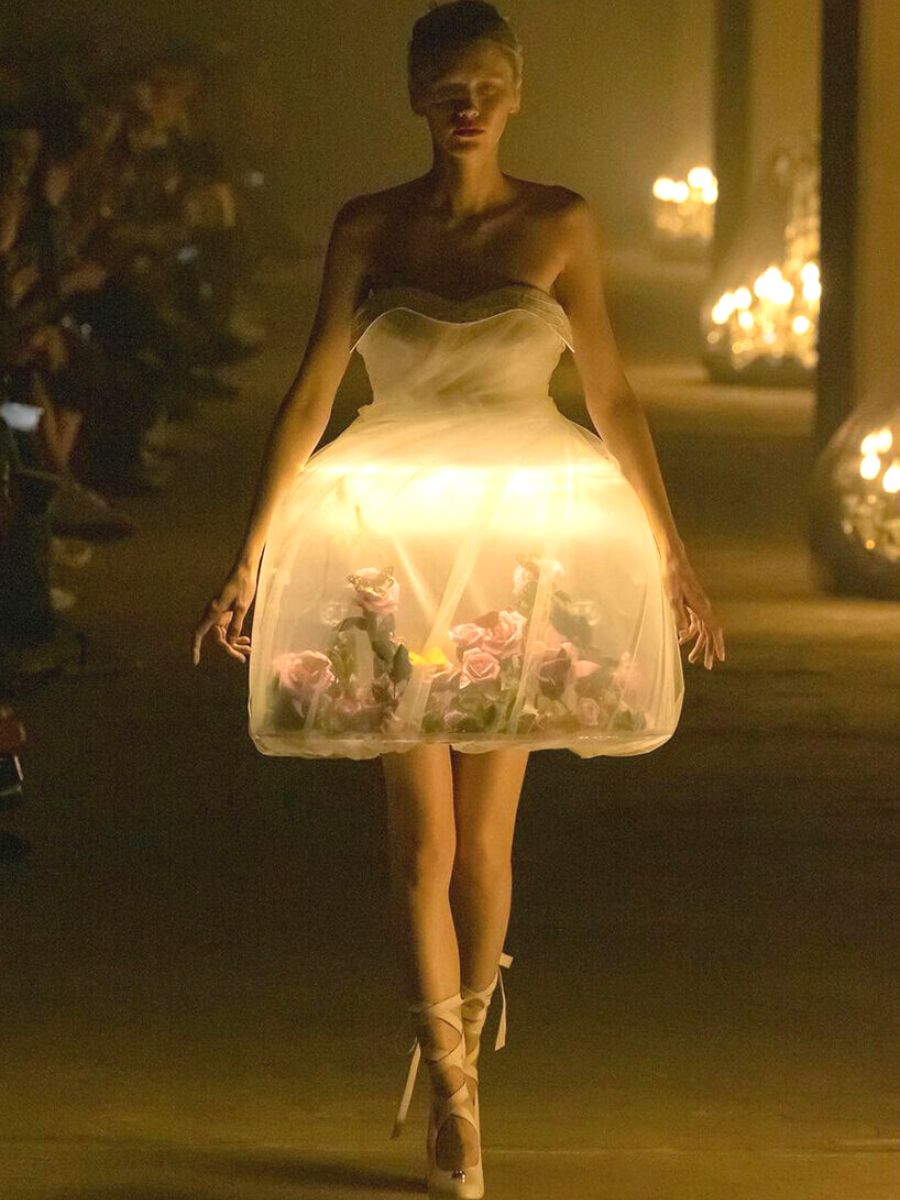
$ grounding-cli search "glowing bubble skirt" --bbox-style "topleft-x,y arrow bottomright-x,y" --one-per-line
248,285 -> 685,758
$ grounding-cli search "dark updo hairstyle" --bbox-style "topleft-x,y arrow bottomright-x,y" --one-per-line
407,1 -> 523,102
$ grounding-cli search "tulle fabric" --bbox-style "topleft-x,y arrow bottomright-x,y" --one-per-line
247,286 -> 684,759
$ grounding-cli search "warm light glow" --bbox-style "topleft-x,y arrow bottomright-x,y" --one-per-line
883,461 -> 900,494
301,461 -> 616,538
859,453 -> 882,481
861,427 -> 893,455
712,291 -> 737,323
687,166 -> 714,188
753,266 -> 784,301
701,143 -> 820,378
802,276 -> 822,302
651,166 -> 717,244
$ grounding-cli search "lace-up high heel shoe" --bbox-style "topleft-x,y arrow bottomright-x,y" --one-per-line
390,990 -> 483,1198
459,951 -> 513,1137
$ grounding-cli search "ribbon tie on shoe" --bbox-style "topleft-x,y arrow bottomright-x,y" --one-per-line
493,949 -> 512,1051
390,1035 -> 423,1139
389,951 -> 513,1140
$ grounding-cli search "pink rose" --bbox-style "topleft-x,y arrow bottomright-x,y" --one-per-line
346,566 -> 399,615
274,650 -> 335,698
448,621 -> 486,657
459,648 -> 502,689
480,609 -> 526,660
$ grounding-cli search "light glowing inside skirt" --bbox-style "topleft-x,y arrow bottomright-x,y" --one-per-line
247,299 -> 685,759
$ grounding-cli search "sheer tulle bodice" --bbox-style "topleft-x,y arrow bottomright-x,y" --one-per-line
247,285 -> 684,760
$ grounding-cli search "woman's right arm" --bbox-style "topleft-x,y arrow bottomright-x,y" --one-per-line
191,194 -> 376,665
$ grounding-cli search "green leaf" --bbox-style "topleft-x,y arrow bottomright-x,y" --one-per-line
550,596 -> 591,643
372,637 -> 395,663
390,642 -> 412,683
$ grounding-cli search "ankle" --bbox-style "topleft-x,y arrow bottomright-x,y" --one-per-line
461,974 -> 497,997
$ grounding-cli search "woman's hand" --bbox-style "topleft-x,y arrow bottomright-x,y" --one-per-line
661,547 -> 726,670
191,560 -> 258,666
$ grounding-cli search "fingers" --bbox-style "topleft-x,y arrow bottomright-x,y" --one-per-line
214,624 -> 251,662
191,595 -> 224,665
677,609 -> 698,642
226,604 -> 247,643
712,624 -> 726,661
192,590 -> 253,665
682,606 -> 726,670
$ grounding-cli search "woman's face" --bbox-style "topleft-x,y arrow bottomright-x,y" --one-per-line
411,38 -> 520,154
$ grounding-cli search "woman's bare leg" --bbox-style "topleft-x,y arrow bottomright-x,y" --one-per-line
383,742 -> 458,998
381,742 -> 478,1170
449,747 -> 530,1098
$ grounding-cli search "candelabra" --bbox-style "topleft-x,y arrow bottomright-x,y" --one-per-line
809,402 -> 900,598
650,165 -> 717,257
701,136 -> 820,386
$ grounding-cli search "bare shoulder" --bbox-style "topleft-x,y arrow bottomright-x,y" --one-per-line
538,184 -> 605,243
330,190 -> 389,242
516,178 -> 584,214
507,178 -> 587,227
336,181 -> 419,230
512,179 -> 603,255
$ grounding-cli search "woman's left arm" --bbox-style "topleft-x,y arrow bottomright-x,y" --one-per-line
553,192 -> 726,670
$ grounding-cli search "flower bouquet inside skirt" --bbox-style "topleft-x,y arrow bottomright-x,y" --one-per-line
248,401 -> 684,760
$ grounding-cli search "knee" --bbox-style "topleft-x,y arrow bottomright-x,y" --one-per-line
391,840 -> 457,893
452,838 -> 512,883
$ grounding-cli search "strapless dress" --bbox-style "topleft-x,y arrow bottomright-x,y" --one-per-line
247,283 -> 684,759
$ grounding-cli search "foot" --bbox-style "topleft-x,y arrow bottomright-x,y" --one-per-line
421,1014 -> 481,1173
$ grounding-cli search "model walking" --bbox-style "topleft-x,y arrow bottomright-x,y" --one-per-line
192,3 -> 725,1195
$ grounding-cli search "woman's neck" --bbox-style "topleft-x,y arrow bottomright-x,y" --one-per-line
418,157 -> 514,223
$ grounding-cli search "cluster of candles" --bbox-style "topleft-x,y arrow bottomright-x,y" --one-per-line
704,142 -> 820,377
651,166 -> 718,244
837,423 -> 900,564
705,259 -> 821,372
